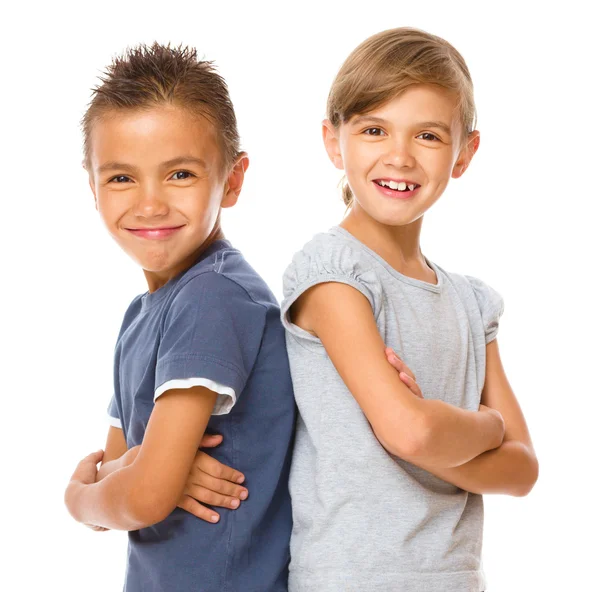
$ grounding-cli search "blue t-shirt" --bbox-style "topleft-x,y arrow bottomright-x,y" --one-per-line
107,239 -> 296,592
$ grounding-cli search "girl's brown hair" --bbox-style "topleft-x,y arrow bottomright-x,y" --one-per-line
327,27 -> 477,206
82,43 -> 241,173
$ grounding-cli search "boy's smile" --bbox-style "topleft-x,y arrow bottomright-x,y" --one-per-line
87,105 -> 247,291
324,84 -> 479,230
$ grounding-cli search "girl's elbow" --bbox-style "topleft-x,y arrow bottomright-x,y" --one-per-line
376,414 -> 430,459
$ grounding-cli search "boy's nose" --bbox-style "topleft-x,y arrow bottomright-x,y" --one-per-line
133,190 -> 169,218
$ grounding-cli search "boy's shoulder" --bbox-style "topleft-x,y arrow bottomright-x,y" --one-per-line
171,241 -> 277,312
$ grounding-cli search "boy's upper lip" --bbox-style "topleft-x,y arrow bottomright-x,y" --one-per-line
373,177 -> 421,185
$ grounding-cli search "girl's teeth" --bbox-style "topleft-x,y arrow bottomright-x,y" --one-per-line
408,184 -> 415,191
398,182 -> 407,191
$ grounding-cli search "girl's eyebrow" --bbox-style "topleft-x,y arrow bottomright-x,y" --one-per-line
350,115 -> 452,136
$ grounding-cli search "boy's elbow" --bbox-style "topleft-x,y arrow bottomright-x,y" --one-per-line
126,484 -> 178,529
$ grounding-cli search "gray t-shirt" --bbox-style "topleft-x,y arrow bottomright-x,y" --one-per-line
280,226 -> 503,592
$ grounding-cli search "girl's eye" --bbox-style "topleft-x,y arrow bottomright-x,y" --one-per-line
363,127 -> 385,136
417,132 -> 440,142
171,171 -> 194,180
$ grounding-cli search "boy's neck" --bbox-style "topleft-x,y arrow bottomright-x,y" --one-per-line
144,225 -> 226,293
339,207 -> 434,283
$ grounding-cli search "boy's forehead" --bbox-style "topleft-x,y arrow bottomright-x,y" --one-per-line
90,106 -> 220,169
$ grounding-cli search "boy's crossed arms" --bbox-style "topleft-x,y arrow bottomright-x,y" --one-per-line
66,386 -> 246,530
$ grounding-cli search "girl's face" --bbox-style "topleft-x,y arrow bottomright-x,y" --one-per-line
323,84 -> 479,229
87,105 -> 247,290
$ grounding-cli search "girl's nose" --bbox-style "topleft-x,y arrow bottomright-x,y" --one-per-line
382,143 -> 417,169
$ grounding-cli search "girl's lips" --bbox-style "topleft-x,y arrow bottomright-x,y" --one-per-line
126,225 -> 185,240
372,181 -> 420,199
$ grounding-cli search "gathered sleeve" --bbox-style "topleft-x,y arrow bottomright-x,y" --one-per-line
465,275 -> 505,344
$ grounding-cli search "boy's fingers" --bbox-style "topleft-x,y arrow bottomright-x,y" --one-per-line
71,450 -> 104,481
199,434 -> 223,448
177,495 -> 221,524
183,484 -> 242,510
189,472 -> 248,499
193,452 -> 245,484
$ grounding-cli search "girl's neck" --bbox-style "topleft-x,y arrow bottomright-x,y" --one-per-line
339,206 -> 436,283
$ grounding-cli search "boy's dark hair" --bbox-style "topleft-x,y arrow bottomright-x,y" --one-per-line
82,42 -> 241,172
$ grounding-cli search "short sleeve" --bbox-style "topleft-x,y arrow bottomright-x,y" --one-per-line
155,272 -> 267,415
465,275 -> 505,344
280,233 -> 382,346
107,395 -> 122,428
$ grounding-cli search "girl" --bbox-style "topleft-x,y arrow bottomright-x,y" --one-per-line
280,27 -> 538,592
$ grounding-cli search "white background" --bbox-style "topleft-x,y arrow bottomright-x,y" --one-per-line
2,1 -> 598,590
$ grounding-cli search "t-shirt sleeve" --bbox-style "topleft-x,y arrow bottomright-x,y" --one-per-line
466,275 -> 505,344
155,272 -> 267,415
280,234 -> 382,347
107,395 -> 122,428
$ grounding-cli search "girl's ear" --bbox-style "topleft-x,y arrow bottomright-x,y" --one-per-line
452,130 -> 480,179
222,153 -> 250,208
322,119 -> 344,170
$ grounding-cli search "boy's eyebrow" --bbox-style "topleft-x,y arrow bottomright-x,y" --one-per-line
96,156 -> 208,175
351,115 -> 452,135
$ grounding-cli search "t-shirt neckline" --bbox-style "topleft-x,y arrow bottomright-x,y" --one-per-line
330,226 -> 443,293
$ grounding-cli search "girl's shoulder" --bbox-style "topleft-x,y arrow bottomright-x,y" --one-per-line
282,226 -> 383,315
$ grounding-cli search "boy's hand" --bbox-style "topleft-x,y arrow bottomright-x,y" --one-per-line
66,450 -> 109,531
177,433 -> 248,524
385,347 -> 423,398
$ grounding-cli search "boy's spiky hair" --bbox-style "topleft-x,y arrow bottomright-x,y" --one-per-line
81,42 -> 241,171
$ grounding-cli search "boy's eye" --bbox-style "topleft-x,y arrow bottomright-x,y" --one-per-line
363,127 -> 385,136
170,171 -> 194,180
417,132 -> 440,142
109,175 -> 132,183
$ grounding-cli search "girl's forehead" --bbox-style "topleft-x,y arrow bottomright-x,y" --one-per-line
359,85 -> 459,122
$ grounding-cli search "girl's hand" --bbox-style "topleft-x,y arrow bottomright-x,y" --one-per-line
177,434 -> 249,524
385,347 -> 424,398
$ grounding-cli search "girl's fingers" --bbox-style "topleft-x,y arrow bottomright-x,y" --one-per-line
384,348 -> 416,381
399,372 -> 424,398
188,471 -> 248,499
183,484 -> 243,510
192,452 -> 245,484
177,495 -> 221,524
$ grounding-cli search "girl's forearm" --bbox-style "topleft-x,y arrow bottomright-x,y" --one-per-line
424,439 -> 539,496
405,399 -> 504,468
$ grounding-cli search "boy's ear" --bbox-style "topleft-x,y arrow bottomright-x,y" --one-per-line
222,153 -> 250,208
322,119 -> 344,170
452,130 -> 480,179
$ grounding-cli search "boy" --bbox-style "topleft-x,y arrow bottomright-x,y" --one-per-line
64,43 -> 296,592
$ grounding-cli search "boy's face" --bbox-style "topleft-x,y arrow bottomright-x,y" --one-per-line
323,84 -> 479,228
87,106 -> 247,289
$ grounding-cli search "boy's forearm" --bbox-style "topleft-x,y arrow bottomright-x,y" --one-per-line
96,446 -> 139,482
68,464 -> 169,531
407,399 -> 504,468
425,439 -> 539,496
